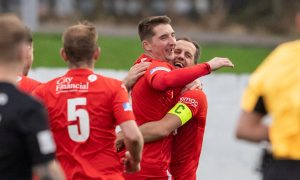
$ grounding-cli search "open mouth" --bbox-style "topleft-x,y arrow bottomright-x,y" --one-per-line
166,45 -> 175,54
166,48 -> 174,54
174,62 -> 184,68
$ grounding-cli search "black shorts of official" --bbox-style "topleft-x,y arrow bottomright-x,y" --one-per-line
260,150 -> 300,180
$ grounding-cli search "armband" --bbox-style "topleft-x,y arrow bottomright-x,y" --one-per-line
168,103 -> 192,125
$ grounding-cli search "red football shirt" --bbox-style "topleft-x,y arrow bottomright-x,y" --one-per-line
34,68 -> 134,180
169,89 -> 207,180
129,54 -> 210,179
18,75 -> 41,94
128,54 -> 176,178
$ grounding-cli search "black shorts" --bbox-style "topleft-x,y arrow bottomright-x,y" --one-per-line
260,150 -> 300,180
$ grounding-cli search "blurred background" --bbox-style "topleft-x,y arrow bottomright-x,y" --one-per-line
2,0 -> 300,180
2,0 -> 300,35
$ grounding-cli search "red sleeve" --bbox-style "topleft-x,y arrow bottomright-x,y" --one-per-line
178,89 -> 207,117
112,82 -> 135,125
147,62 -> 211,91
19,76 -> 41,94
32,83 -> 46,103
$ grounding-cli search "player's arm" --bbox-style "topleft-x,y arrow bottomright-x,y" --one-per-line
140,102 -> 192,142
236,110 -> 269,142
116,102 -> 192,150
22,102 -> 65,179
119,120 -> 143,172
151,57 -> 233,91
235,84 -> 269,142
33,160 -> 65,180
139,114 -> 181,142
122,62 -> 151,91
113,82 -> 144,173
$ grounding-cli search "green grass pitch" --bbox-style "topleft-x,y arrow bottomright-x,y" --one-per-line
33,33 -> 272,73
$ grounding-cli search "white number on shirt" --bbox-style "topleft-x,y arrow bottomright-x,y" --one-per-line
67,98 -> 90,142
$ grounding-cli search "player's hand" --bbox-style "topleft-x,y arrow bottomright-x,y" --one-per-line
123,62 -> 151,90
115,132 -> 125,152
181,79 -> 203,93
207,57 -> 234,71
123,151 -> 141,173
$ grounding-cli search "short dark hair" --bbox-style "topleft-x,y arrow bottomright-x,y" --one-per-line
0,14 -> 27,62
176,37 -> 201,64
62,21 -> 97,64
138,15 -> 171,41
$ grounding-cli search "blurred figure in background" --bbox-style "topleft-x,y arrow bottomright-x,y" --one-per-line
33,21 -> 143,179
236,12 -> 300,180
0,14 -> 64,180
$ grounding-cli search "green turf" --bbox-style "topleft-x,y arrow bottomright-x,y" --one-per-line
33,33 -> 272,73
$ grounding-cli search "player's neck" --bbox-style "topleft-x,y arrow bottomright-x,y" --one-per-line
144,52 -> 166,62
67,62 -> 94,70
0,64 -> 19,85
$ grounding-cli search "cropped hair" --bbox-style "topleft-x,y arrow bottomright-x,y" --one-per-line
0,14 -> 27,62
62,21 -> 98,63
138,15 -> 171,41
176,37 -> 201,64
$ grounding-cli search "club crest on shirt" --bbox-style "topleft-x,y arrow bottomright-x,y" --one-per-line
122,102 -> 132,111
56,77 -> 89,93
179,97 -> 198,108
88,74 -> 97,82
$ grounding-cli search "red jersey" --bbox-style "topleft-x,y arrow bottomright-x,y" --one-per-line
17,75 -> 41,94
130,55 -> 176,178
129,54 -> 210,179
169,89 -> 207,180
34,68 -> 134,180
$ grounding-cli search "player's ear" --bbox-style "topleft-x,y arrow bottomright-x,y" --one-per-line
142,40 -> 151,52
93,47 -> 100,61
18,43 -> 27,64
60,48 -> 68,62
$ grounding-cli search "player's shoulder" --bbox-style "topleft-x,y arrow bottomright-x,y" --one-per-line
181,88 -> 206,99
151,60 -> 173,67
98,75 -> 122,86
274,40 -> 300,55
5,84 -> 43,112
178,89 -> 207,108
94,75 -> 127,93
35,75 -> 61,91
147,60 -> 174,74
22,76 -> 41,84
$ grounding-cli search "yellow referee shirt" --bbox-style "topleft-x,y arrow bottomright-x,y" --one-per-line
241,40 -> 300,160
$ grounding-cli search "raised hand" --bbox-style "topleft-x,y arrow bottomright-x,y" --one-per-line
123,62 -> 151,90
207,57 -> 234,71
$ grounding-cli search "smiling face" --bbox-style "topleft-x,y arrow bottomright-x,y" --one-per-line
144,23 -> 176,61
172,40 -> 197,68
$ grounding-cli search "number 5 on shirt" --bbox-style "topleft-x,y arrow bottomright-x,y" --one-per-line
67,98 -> 90,142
